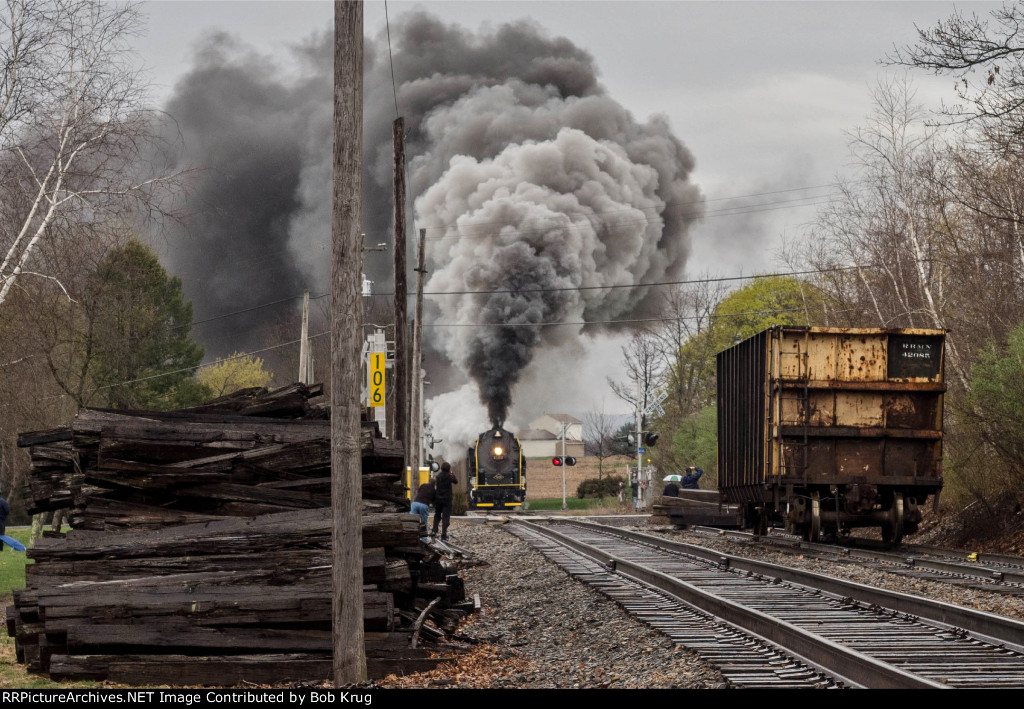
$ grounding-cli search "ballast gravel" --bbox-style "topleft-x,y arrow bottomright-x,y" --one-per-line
373,514 -> 1024,689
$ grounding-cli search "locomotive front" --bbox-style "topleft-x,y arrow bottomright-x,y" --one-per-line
467,427 -> 526,509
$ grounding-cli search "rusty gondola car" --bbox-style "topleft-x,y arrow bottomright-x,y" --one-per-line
716,326 -> 945,544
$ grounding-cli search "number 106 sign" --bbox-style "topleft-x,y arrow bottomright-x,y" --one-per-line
369,352 -> 386,407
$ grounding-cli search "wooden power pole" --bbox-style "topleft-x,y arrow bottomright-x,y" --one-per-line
299,290 -> 311,385
409,228 -> 427,475
392,117 -> 407,450
331,0 -> 366,685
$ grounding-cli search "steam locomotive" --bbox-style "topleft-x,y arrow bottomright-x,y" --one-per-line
466,426 -> 526,510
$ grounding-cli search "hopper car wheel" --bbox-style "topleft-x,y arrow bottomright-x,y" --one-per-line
804,492 -> 821,542
882,491 -> 905,545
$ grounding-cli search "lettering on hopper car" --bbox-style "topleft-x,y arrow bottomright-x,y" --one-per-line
887,334 -> 943,379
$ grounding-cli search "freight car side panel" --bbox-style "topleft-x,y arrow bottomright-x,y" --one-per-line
716,329 -> 769,502
718,327 -> 945,506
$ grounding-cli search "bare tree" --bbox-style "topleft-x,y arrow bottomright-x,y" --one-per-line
607,330 -> 663,421
888,3 -> 1024,148
0,0 -> 183,308
582,408 -> 618,480
886,4 -> 1024,341
795,78 -> 973,391
653,275 -> 728,420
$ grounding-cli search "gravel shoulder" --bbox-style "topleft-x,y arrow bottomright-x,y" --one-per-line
375,516 -> 725,689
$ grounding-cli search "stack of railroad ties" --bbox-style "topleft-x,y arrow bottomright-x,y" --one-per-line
5,383 -> 476,686
649,488 -> 744,529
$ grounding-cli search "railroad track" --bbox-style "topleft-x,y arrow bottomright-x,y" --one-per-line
512,518 -> 1024,688
677,525 -> 1024,594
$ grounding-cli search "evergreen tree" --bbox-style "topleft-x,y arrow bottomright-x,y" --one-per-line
88,239 -> 205,409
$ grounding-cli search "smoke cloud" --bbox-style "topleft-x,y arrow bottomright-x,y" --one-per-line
158,11 -> 702,439
406,19 -> 702,427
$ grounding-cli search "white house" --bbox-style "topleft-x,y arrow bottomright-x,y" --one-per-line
519,414 -> 584,459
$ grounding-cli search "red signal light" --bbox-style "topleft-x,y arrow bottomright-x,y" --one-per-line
552,457 -> 563,466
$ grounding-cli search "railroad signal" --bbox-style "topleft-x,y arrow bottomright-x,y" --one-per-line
552,457 -> 563,466
565,456 -> 577,466
644,432 -> 659,447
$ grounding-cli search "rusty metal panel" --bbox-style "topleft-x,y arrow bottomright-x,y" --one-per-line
834,391 -> 884,427
883,439 -> 942,479
783,439 -> 833,479
781,390 -> 835,427
836,333 -> 887,381
807,392 -> 835,427
777,330 -> 818,379
835,439 -> 883,478
884,393 -> 941,430
718,326 -> 945,502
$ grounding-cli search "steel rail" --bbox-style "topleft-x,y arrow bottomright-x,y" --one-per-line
901,543 -> 1024,568
689,526 -> 1024,587
571,518 -> 1024,651
518,519 -> 946,689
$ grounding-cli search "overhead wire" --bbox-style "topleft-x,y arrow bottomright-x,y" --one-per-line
22,180 -> 871,391
420,185 -> 843,242
171,182 -> 849,329
384,0 -> 400,119
79,302 -> 816,394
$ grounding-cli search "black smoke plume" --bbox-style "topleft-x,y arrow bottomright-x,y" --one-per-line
159,12 -> 703,427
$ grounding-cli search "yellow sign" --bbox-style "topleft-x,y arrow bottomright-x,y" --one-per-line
369,351 -> 386,407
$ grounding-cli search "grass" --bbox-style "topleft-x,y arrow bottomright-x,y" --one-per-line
525,496 -> 635,513
0,526 -> 100,689
0,527 -> 31,597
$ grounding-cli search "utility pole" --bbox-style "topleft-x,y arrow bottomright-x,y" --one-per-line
560,423 -> 567,510
635,378 -> 643,509
409,228 -> 427,476
330,0 -> 366,685
392,117 -> 407,448
299,291 -> 311,385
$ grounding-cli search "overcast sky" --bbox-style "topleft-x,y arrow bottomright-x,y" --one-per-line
132,1 -> 995,445
137,1 -> 986,272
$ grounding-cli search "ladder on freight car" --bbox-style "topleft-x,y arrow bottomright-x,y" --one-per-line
777,329 -> 811,479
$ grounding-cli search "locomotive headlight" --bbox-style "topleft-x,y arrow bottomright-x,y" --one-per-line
493,446 -> 504,456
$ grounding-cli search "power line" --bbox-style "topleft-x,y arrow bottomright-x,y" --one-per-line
88,331 -> 332,393
384,0 -> 400,119
83,304 -> 815,392
181,264 -> 859,330
133,180 -> 864,334
189,292 -> 328,329
425,307 -> 809,328
419,184 -> 844,242
415,266 -> 861,297
169,183 -> 845,284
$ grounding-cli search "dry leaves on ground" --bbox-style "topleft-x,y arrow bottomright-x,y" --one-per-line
375,644 -> 535,689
